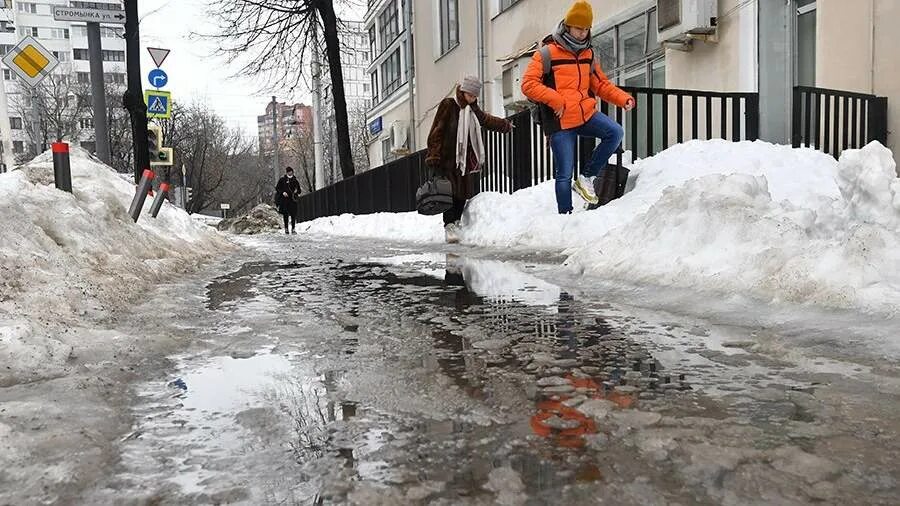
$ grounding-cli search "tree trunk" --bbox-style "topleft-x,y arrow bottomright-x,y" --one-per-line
123,0 -> 149,184
316,2 -> 355,179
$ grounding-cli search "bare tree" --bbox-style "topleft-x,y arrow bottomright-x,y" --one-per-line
11,73 -> 91,158
283,124 -> 316,194
205,0 -> 357,180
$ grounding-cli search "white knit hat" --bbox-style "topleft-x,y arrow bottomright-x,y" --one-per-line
459,75 -> 482,96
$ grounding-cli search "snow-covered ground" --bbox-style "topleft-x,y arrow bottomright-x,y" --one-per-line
0,148 -> 231,386
298,140 -> 900,314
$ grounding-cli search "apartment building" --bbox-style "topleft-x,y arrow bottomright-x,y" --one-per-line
363,0 -> 413,168
400,0 -> 896,156
320,20 -> 372,179
0,0 -> 127,160
257,101 -> 313,157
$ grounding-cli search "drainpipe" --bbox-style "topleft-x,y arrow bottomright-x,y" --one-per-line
477,0 -> 486,105
404,0 -> 416,151
869,0 -> 875,94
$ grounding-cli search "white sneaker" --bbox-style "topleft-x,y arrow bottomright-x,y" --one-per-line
445,223 -> 461,244
573,175 -> 598,204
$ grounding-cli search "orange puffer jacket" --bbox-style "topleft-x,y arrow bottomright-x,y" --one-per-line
521,40 -> 632,131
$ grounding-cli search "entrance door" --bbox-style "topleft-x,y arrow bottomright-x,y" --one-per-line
796,0 -> 817,86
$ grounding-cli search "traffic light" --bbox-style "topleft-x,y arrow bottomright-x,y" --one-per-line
147,125 -> 162,163
185,186 -> 193,202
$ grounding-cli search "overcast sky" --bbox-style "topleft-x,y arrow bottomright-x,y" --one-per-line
136,0 -> 365,138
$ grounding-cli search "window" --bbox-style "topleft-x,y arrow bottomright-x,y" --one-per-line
13,141 -> 24,154
370,72 -> 378,103
0,21 -> 13,33
379,49 -> 402,97
368,25 -> 376,55
77,72 -> 90,84
9,117 -> 22,129
796,0 -> 816,86
1,1 -> 11,9
80,118 -> 94,129
105,73 -> 125,85
591,8 -> 664,83
71,2 -> 122,10
73,48 -> 89,60
500,0 -> 521,12
17,2 -> 37,14
72,26 -> 121,38
438,0 -> 459,56
19,26 -> 39,38
381,137 -> 393,162
3,69 -> 10,80
0,44 -> 12,57
102,50 -> 125,62
377,1 -> 399,49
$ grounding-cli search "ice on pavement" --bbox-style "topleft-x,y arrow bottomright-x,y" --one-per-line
0,147 -> 230,386
300,140 -> 900,314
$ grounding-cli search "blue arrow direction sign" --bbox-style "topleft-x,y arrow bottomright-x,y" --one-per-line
148,68 -> 168,88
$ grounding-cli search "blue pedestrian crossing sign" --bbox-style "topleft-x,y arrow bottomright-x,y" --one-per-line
148,68 -> 168,88
145,90 -> 172,119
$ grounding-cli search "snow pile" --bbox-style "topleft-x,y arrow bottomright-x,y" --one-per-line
301,140 -> 900,313
217,204 -> 282,234
298,210 -> 443,243
0,148 -> 231,385
465,140 -> 899,313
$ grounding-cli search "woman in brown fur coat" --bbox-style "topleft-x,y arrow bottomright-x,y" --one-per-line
425,75 -> 512,243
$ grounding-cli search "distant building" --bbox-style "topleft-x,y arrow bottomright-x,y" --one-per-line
320,19 -> 372,181
257,101 -> 313,158
363,0 -> 413,168
0,0 -> 128,162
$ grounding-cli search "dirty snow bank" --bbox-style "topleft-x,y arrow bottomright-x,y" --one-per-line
467,140 -> 900,313
0,148 -> 231,385
217,203 -> 282,234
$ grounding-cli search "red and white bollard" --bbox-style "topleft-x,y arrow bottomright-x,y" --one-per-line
51,142 -> 72,193
150,182 -> 170,218
128,168 -> 155,222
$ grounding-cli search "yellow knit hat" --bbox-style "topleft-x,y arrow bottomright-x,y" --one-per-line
564,0 -> 593,29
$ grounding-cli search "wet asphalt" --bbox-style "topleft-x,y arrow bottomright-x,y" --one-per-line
80,234 -> 900,505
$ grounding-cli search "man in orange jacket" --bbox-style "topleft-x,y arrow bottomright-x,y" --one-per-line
521,0 -> 635,214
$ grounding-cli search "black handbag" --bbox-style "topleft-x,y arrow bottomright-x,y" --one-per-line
416,175 -> 454,215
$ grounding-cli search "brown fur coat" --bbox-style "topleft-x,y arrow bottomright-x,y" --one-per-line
425,87 -> 512,200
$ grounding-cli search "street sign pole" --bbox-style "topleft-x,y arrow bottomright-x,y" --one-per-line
86,22 -> 111,164
0,76 -> 15,172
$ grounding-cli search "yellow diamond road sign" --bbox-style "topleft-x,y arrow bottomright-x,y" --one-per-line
1,36 -> 59,87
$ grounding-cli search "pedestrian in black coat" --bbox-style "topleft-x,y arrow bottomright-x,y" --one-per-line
275,167 -> 302,234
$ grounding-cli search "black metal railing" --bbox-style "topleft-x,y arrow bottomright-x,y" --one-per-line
297,86 -> 760,222
792,86 -> 888,159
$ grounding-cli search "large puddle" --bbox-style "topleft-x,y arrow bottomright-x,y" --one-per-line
103,245 -> 900,505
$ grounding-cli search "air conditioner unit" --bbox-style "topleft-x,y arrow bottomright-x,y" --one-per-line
501,55 -> 534,110
390,121 -> 410,155
656,0 -> 717,44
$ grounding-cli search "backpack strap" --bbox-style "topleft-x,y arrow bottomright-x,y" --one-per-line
539,45 -> 552,76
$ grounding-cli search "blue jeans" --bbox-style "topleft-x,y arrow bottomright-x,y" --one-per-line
549,112 -> 624,214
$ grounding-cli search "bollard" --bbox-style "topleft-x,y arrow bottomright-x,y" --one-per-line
128,169 -> 155,222
150,182 -> 170,218
51,142 -> 72,193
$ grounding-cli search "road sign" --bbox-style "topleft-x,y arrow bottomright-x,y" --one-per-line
147,47 -> 170,68
1,37 -> 59,87
148,68 -> 168,88
145,90 -> 172,119
220,203 -> 231,210
52,6 -> 126,24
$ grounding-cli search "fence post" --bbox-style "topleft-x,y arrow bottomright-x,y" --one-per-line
791,87 -> 802,148
746,94 -> 760,141
868,96 -> 888,145
511,112 -> 533,191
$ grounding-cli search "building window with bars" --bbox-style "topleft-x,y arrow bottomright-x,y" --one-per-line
9,117 -> 22,129
79,118 -> 94,129
17,2 -> 37,14
438,0 -> 459,57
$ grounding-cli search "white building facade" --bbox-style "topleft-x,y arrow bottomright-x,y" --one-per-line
1,0 -> 126,162
363,0 -> 413,168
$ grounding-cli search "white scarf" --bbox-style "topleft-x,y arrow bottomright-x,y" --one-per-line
456,104 -> 485,175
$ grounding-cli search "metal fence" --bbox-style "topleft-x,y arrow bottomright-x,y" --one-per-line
792,86 -> 888,159
297,86 -> 759,222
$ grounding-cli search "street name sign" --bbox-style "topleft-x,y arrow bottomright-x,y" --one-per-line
52,6 -> 126,24
145,90 -> 172,119
1,37 -> 59,87
220,203 -> 231,210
